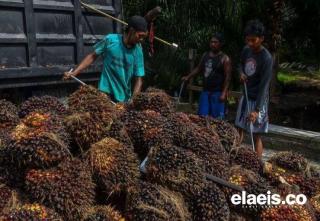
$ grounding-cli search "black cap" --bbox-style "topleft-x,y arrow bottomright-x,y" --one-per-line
127,15 -> 148,32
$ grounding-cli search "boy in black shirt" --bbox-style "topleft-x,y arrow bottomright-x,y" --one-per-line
235,20 -> 273,158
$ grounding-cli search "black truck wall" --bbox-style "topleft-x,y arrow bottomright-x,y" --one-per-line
0,0 -> 123,91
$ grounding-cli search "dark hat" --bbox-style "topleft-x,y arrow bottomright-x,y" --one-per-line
127,16 -> 148,32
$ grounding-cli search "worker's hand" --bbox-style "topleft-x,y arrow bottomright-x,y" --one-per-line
240,73 -> 248,83
219,91 -> 227,102
248,111 -> 259,123
181,75 -> 190,82
63,71 -> 77,80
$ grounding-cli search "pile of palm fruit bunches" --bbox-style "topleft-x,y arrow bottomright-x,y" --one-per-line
0,85 -> 319,221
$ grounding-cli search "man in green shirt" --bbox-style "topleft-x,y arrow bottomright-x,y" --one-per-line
63,16 -> 148,102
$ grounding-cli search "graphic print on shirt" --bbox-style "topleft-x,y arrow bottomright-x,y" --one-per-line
204,59 -> 213,78
244,58 -> 257,76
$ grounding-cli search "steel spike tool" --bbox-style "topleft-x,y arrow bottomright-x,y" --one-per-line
68,69 -> 86,86
244,82 -> 255,151
67,69 -> 116,105
79,1 -> 178,48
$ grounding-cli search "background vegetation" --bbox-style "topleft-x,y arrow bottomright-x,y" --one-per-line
123,0 -> 320,95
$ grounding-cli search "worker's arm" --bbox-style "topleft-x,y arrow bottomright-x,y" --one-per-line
132,77 -> 143,97
220,55 -> 232,101
63,52 -> 98,80
181,53 -> 205,81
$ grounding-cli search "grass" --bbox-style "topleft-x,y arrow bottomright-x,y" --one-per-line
277,70 -> 320,85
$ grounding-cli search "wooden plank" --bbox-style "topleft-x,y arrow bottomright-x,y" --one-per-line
268,124 -> 320,142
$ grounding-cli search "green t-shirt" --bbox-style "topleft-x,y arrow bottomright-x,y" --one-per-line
94,34 -> 145,102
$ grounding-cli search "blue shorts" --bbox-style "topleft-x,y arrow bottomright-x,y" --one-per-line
198,91 -> 225,119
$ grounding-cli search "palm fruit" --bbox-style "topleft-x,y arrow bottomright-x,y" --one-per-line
12,112 -> 69,145
188,114 -> 240,152
260,205 -> 314,221
167,112 -> 229,179
19,95 -> 67,117
1,203 -> 62,221
310,166 -> 320,179
82,206 -> 124,221
64,112 -> 113,152
85,137 -> 139,196
25,159 -> 95,220
121,110 -> 172,159
311,194 -> 320,221
68,85 -> 115,115
229,211 -> 253,221
229,145 -> 263,174
269,151 -> 308,172
0,129 -> 12,148
130,88 -> 175,116
189,182 -> 230,221
281,174 -> 320,198
0,164 -> 25,189
114,103 -> 128,119
5,132 -> 70,168
107,119 -> 133,147
0,99 -> 19,129
0,184 -> 20,216
145,144 -> 206,198
126,182 -> 191,221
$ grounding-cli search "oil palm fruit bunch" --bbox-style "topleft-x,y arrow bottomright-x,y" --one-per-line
263,162 -> 291,185
0,99 -> 19,129
106,119 -> 133,147
130,88 -> 175,117
167,113 -> 225,158
201,153 -> 230,180
1,203 -> 62,221
186,114 -> 220,138
260,205 -> 314,221
12,112 -> 69,145
0,128 -> 12,148
68,85 -> 115,115
0,163 -> 25,189
167,113 -> 228,178
85,137 -> 139,196
121,110 -> 171,159
229,211 -> 252,221
65,112 -> 113,152
310,194 -> 320,221
25,159 -> 95,220
269,151 -> 308,172
82,206 -> 124,221
126,182 -> 190,221
19,95 -> 67,118
188,114 -> 240,152
5,132 -> 70,168
0,184 -> 19,216
145,144 -> 206,198
229,145 -> 263,174
282,174 -> 320,198
189,182 -> 230,221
